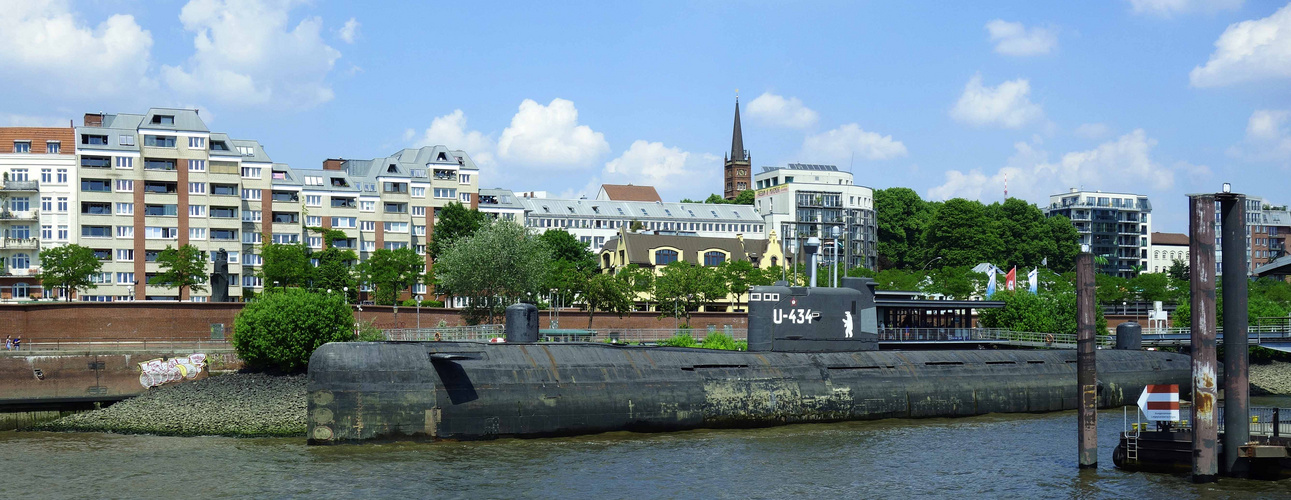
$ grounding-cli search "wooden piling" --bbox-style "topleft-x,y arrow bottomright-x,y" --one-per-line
1189,194 -> 1219,483
1076,252 -> 1097,469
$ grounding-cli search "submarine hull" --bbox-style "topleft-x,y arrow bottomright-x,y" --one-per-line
307,341 -> 1191,444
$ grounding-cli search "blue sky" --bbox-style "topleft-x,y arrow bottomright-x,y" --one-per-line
3,1 -> 1290,232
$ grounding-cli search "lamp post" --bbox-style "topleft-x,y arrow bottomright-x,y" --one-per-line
920,256 -> 943,271
416,294 -> 423,333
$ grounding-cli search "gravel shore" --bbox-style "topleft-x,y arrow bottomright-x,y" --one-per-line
37,372 -> 306,437
1250,361 -> 1291,396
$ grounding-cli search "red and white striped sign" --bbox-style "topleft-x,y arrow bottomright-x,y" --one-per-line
1137,384 -> 1180,421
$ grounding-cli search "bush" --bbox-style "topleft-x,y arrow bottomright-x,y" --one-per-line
399,299 -> 446,307
233,288 -> 355,372
657,334 -> 697,347
356,319 -> 385,342
700,332 -> 739,350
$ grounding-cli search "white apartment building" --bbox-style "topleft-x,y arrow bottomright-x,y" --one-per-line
752,164 -> 877,270
1,126 -> 77,299
1147,232 -> 1188,274
1044,189 -> 1152,278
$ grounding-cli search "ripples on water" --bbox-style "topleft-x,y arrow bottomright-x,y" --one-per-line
4,401 -> 1290,499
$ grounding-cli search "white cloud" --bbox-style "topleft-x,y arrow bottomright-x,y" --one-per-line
338,17 -> 359,43
745,92 -> 819,128
599,141 -> 720,201
1129,0 -> 1243,17
985,20 -> 1057,56
929,130 -> 1175,201
1074,123 -> 1112,139
411,109 -> 496,167
950,74 -> 1044,129
0,0 -> 153,96
1229,109 -> 1291,163
497,98 -> 610,168
161,0 -> 342,109
800,124 -> 908,165
1190,4 -> 1291,87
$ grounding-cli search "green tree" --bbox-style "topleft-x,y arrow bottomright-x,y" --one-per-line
232,288 -> 354,372
874,187 -> 930,270
539,230 -> 596,271
152,244 -> 209,297
428,201 -> 488,260
312,247 -> 359,302
582,272 -> 634,328
731,190 -> 755,205
1128,272 -> 1171,303
922,266 -> 986,299
436,221 -> 550,324
654,262 -> 724,324
617,265 -> 655,309
1167,258 -> 1190,282
716,260 -> 765,311
259,242 -> 312,289
923,198 -> 1002,268
34,244 -> 102,301
358,247 -> 423,305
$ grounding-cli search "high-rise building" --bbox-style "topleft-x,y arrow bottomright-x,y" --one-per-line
723,98 -> 751,200
1214,195 -> 1291,275
0,126 -> 76,299
1043,189 -> 1151,278
752,164 -> 877,271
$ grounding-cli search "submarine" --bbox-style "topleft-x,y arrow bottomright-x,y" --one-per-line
307,277 -> 1192,444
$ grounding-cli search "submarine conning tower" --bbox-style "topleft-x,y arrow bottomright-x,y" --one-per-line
748,277 -> 879,352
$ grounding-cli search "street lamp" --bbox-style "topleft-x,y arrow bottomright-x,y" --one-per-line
416,294 -> 423,333
920,256 -> 944,271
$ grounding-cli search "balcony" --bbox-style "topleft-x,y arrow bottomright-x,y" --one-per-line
0,266 -> 40,278
0,210 -> 39,221
0,180 -> 39,193
0,238 -> 39,250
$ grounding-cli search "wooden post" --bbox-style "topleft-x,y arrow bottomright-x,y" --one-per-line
1076,252 -> 1097,469
1189,194 -> 1218,483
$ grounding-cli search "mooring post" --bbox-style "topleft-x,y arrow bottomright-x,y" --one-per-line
1218,190 -> 1250,478
1189,193 -> 1219,483
1076,251 -> 1097,469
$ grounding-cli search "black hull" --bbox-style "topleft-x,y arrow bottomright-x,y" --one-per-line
306,342 -> 1191,444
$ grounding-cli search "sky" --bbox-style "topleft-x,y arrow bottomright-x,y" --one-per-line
2,0 -> 1290,232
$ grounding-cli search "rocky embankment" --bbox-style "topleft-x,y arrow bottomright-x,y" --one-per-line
37,372 -> 306,437
1250,361 -> 1291,396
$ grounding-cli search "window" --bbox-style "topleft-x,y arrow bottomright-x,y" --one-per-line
143,181 -> 177,194
116,249 -> 134,262
81,156 -> 111,168
241,167 -> 262,178
210,206 -> 238,218
384,242 -> 408,250
116,202 -> 133,215
188,159 -> 206,172
360,221 -> 375,231
459,173 -> 471,184
143,135 -> 176,148
411,186 -> 426,197
243,275 -> 263,288
412,206 -> 426,216
46,142 -> 60,153
190,205 -> 207,217
308,236 -> 322,249
211,229 -> 238,241
81,179 -> 112,192
704,251 -> 726,267
56,169 -> 67,183
11,253 -> 29,269
115,179 -> 133,192
117,272 -> 136,284
152,115 -> 174,125
305,195 -> 322,207
271,191 -> 297,202
459,193 -> 471,203
58,225 -> 68,240
9,225 -> 30,239
41,225 -> 52,240
241,210 -> 261,222
214,184 -> 240,196
188,137 -> 206,149
361,241 -> 376,252
306,215 -> 322,226
10,196 -> 30,211
237,145 -> 255,156
243,232 -> 262,244
271,233 -> 299,244
331,197 -> 355,208
82,134 -> 108,145
13,141 -> 30,153
118,134 -> 134,146
82,225 -> 112,238
116,225 -> 133,238
304,176 -> 323,186
144,227 -> 179,239
272,212 -> 298,223
384,202 -> 407,213
243,253 -> 262,266
655,249 -> 678,265
189,227 -> 207,240
383,182 -> 408,193
383,222 -> 409,233
188,182 -> 207,194
433,188 -> 456,198
360,200 -> 375,212
115,156 -> 134,169
144,159 -> 176,171
414,225 -> 426,236
410,169 -> 427,178
41,168 -> 52,183
272,171 -> 287,180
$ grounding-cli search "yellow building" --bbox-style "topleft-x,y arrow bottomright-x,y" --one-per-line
599,225 -> 786,312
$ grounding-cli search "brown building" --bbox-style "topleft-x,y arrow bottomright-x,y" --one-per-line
724,98 -> 751,200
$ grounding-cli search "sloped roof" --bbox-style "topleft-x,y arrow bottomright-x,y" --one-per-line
599,184 -> 661,202
1152,232 -> 1189,246
602,232 -> 768,266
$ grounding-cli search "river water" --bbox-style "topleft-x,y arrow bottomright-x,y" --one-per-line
4,398 -> 1290,499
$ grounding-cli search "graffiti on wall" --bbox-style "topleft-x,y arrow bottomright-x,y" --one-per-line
139,354 -> 207,388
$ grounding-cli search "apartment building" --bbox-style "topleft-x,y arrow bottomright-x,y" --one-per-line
752,164 -> 877,271
1212,195 -> 1291,275
477,187 -> 766,253
1147,232 -> 1188,274
1044,189 -> 1151,278
0,126 -> 76,299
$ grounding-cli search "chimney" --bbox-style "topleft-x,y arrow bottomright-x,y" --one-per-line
323,158 -> 344,171
83,113 -> 104,127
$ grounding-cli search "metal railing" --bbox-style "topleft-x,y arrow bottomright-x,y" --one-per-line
1,338 -> 235,353
877,327 -> 1114,348
1135,403 -> 1289,438
600,328 -> 748,344
381,324 -> 504,342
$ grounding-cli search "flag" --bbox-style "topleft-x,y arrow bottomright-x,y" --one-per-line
986,270 -> 997,297
1027,267 -> 1038,294
1041,257 -> 1047,267
1005,267 -> 1017,291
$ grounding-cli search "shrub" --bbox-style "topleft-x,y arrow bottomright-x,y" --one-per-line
657,334 -> 697,347
233,288 -> 355,372
700,332 -> 739,350
356,319 -> 385,342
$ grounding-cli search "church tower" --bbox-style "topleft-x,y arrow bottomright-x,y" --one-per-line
724,97 -> 751,200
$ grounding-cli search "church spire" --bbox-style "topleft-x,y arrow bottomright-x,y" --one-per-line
731,96 -> 745,162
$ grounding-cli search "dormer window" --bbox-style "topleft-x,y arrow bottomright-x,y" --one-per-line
330,177 -> 349,187
437,152 -> 448,162
151,115 -> 174,125
387,164 -> 398,173
210,141 -> 229,151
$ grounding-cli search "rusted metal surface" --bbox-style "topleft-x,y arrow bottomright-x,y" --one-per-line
1218,193 -> 1251,478
1076,252 -> 1098,469
1189,194 -> 1219,483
